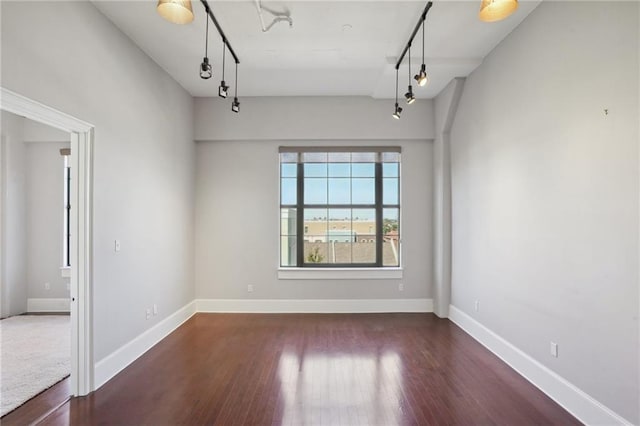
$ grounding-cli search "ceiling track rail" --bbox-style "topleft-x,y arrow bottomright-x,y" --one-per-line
200,0 -> 240,65
395,1 -> 433,70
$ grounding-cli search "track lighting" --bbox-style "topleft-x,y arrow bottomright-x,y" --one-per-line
414,64 -> 428,87
200,16 -> 212,79
392,103 -> 403,120
405,86 -> 416,105
392,68 -> 402,119
405,46 -> 416,105
414,19 -> 429,87
157,0 -> 194,24
479,0 -> 518,22
231,63 -> 240,113
218,44 -> 229,98
392,2 -> 432,119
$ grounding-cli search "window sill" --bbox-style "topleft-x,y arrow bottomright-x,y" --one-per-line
277,267 -> 403,280
60,267 -> 71,278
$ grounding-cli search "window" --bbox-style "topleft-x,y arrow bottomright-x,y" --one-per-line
63,154 -> 71,267
280,147 -> 400,268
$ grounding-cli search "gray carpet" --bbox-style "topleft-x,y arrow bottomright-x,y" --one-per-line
0,315 -> 70,417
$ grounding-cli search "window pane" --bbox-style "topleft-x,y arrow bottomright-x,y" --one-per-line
280,208 -> 297,235
382,152 -> 400,162
280,236 -> 297,267
383,162 -> 399,178
304,209 -> 327,240
304,163 -> 327,178
304,178 -> 327,204
351,152 -> 376,163
328,163 -> 350,177
329,240 -> 352,264
383,178 -> 399,205
303,152 -> 328,163
328,178 -> 350,204
280,152 -> 298,163
281,163 -> 297,178
328,209 -> 352,244
352,163 -> 374,177
383,208 -> 400,267
328,152 -> 350,163
353,208 -> 376,263
304,241 -> 328,264
352,178 -> 375,204
281,178 -> 297,205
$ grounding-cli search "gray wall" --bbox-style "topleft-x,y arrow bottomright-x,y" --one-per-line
0,111 -> 28,317
1,1 -> 196,362
195,97 -> 434,301
26,141 -> 71,300
449,2 -> 639,423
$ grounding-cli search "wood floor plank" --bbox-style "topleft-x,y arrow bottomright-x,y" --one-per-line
1,376 -> 70,426
35,313 -> 580,425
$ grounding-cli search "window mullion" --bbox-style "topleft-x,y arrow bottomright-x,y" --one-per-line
375,160 -> 383,267
296,159 -> 305,267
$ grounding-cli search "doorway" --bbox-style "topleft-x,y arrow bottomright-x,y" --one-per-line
0,87 -> 94,398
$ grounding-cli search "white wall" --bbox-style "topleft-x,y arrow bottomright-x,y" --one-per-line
195,97 -> 434,304
1,1 -> 196,362
0,111 -> 28,317
26,141 -> 71,300
449,2 -> 639,423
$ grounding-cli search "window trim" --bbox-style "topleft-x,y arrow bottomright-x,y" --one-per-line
279,147 -> 401,269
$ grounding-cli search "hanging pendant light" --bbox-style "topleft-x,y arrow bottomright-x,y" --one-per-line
200,16 -> 213,79
232,62 -> 240,113
414,20 -> 429,87
405,46 -> 416,104
392,68 -> 402,119
157,0 -> 194,24
479,0 -> 518,22
219,44 -> 229,98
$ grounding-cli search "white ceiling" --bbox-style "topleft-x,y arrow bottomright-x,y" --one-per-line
93,0 -> 541,99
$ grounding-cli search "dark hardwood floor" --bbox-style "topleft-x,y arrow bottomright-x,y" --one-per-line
1,376 -> 70,426
35,313 -> 579,425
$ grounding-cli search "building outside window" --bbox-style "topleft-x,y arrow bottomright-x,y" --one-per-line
280,147 -> 400,267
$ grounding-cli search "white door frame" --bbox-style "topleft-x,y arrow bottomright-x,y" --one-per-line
0,87 -> 94,396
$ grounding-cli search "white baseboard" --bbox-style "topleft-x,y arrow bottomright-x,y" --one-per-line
94,301 -> 197,390
27,298 -> 70,313
196,298 -> 433,313
448,305 -> 632,426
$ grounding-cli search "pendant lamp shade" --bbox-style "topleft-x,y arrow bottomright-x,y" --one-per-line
157,0 -> 194,24
478,0 -> 518,22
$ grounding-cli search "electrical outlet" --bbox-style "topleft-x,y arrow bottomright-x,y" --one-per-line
146,308 -> 151,320
153,304 -> 158,316
247,284 -> 254,293
474,300 -> 480,312
44,282 -> 50,291
550,342 -> 558,358
398,283 -> 404,292
114,240 -> 121,252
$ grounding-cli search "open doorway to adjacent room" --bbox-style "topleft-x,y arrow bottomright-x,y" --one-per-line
0,111 -> 72,418
0,88 -> 94,422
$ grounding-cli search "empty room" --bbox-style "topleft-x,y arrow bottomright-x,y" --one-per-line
0,0 -> 637,425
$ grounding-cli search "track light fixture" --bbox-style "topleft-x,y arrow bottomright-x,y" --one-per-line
392,68 -> 402,119
232,63 -> 240,113
200,15 -> 213,79
218,44 -> 229,98
405,46 -> 416,105
392,1 -> 432,119
157,0 -> 242,113
414,20 -> 429,87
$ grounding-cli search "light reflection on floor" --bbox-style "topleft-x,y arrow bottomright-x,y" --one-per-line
277,350 -> 403,425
